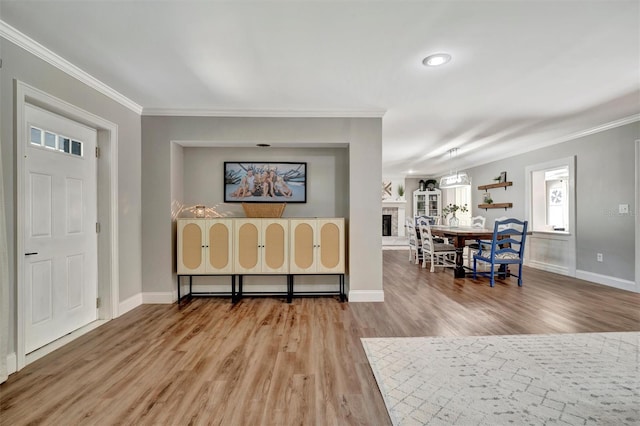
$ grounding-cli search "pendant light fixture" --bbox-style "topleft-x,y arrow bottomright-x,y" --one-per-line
439,148 -> 471,189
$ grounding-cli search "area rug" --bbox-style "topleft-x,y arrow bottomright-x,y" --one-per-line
362,332 -> 639,425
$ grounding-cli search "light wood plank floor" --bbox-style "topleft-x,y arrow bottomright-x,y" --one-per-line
2,250 -> 639,425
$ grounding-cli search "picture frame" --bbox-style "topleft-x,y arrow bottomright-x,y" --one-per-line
499,171 -> 507,183
224,162 -> 307,203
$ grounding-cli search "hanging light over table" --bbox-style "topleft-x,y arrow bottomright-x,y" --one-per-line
439,148 -> 471,189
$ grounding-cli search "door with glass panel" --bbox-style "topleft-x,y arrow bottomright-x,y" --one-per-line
24,104 -> 97,353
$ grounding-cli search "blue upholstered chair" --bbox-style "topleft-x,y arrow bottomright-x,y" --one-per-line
473,218 -> 528,287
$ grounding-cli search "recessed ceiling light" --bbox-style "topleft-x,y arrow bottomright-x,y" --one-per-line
422,53 -> 452,67
256,143 -> 271,147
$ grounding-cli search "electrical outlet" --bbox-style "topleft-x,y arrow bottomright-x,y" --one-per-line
597,253 -> 603,262
619,204 -> 629,214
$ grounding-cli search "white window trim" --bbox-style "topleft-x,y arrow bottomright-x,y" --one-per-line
525,156 -> 577,276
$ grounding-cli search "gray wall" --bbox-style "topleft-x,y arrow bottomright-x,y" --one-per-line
466,122 -> 639,281
0,39 -> 142,353
141,116 -> 382,298
182,147 -> 348,218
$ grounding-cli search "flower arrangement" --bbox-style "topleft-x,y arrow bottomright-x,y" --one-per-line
443,203 -> 468,216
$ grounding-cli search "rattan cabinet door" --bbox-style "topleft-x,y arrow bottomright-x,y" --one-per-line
261,219 -> 289,274
234,219 -> 262,274
289,219 -> 317,274
317,219 -> 345,273
177,219 -> 206,274
205,219 -> 234,274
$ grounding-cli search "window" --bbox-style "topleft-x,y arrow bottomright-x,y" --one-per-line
443,185 -> 472,225
28,126 -> 83,157
545,168 -> 569,231
30,127 -> 42,145
527,157 -> 575,233
44,131 -> 56,149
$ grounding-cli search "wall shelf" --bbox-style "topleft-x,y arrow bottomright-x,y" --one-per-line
478,202 -> 513,210
478,181 -> 513,191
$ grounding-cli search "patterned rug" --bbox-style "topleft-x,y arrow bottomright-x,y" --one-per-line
362,332 -> 640,425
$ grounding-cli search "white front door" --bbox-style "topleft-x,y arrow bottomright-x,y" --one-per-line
24,104 -> 98,353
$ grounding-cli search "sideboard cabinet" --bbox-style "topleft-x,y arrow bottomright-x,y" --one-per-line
233,218 -> 289,274
177,218 -> 234,274
176,217 -> 346,302
289,218 -> 345,274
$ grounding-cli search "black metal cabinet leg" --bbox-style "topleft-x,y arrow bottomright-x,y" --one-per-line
287,275 -> 293,303
231,275 -> 236,303
177,275 -> 181,302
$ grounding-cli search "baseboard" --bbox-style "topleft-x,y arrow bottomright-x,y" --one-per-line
348,290 -> 385,302
26,320 -> 108,366
118,293 -> 142,315
142,292 -> 175,304
7,352 -> 17,375
527,260 -> 570,276
575,270 -> 638,293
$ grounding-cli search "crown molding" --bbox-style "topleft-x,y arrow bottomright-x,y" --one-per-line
391,113 -> 640,178
0,20 -> 143,115
568,114 -> 640,139
142,108 -> 386,118
501,113 -> 640,162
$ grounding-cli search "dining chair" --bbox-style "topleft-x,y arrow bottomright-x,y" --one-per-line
417,218 -> 456,272
406,218 -> 421,264
415,215 -> 439,226
465,215 -> 487,267
470,216 -> 486,228
472,218 -> 528,287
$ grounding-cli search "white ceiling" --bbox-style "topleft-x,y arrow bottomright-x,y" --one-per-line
1,1 -> 638,177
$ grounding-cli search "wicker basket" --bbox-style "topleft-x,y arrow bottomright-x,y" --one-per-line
242,203 -> 286,218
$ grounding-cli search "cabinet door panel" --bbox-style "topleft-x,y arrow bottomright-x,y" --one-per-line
319,222 -> 340,269
264,222 -> 286,271
238,222 -> 260,271
292,222 -> 315,272
209,222 -> 231,271
182,222 -> 203,271
317,219 -> 345,273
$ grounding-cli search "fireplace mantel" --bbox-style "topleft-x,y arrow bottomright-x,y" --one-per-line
382,199 -> 407,208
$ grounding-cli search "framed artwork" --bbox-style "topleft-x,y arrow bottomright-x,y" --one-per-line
382,181 -> 392,199
499,171 -> 507,183
224,162 -> 307,203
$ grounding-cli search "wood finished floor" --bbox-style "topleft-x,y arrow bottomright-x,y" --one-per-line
2,250 -> 639,425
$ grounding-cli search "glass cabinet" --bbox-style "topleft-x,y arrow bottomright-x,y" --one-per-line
413,189 -> 442,218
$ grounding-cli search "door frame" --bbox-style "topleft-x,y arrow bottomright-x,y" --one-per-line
15,81 -> 119,370
636,139 -> 639,291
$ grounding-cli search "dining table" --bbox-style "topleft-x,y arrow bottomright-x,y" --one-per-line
429,225 -> 495,278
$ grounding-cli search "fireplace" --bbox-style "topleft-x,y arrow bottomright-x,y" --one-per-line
382,214 -> 392,236
381,200 -> 406,237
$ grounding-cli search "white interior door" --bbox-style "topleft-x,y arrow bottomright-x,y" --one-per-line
24,104 -> 97,353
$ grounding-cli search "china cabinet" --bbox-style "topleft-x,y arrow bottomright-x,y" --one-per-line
413,189 -> 442,217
